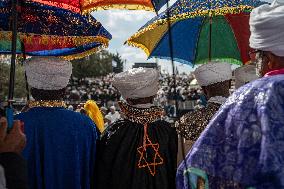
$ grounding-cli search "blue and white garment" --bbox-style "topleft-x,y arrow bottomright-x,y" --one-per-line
177,74 -> 284,189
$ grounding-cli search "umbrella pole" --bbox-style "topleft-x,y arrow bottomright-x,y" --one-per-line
208,16 -> 212,61
8,0 -> 18,105
21,42 -> 29,101
165,0 -> 178,118
6,0 -> 18,129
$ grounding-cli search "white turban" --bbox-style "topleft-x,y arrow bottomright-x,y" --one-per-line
234,64 -> 258,89
25,56 -> 72,90
194,62 -> 232,87
112,67 -> 159,99
249,0 -> 284,56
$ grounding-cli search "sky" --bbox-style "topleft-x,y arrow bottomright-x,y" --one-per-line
91,0 -> 196,74
91,0 -> 271,74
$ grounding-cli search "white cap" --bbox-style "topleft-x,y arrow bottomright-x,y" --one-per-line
234,64 -> 258,89
25,57 -> 72,90
194,62 -> 232,87
112,67 -> 159,99
249,0 -> 284,56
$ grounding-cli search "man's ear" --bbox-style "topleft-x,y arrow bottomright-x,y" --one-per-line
267,52 -> 277,69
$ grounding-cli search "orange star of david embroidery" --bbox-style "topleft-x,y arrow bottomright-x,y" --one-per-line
137,124 -> 164,176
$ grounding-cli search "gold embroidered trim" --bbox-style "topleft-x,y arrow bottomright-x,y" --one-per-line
0,31 -> 110,47
28,100 -> 67,108
118,101 -> 163,125
82,4 -> 154,14
61,45 -> 106,60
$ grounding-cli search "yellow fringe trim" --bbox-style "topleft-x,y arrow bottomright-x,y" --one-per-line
60,45 -> 106,60
127,5 -> 254,42
0,31 -> 110,47
126,40 -> 150,56
82,3 -> 154,13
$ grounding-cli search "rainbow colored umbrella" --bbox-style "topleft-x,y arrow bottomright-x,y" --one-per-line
27,0 -> 167,13
0,35 -> 106,60
0,0 -> 112,59
126,0 -> 266,66
1,0 -> 112,117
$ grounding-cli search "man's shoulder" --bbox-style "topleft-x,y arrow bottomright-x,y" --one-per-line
16,108 -> 95,126
237,75 -> 284,93
180,104 -> 219,121
176,105 -> 220,140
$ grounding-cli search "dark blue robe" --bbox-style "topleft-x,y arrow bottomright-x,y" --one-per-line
15,107 -> 97,189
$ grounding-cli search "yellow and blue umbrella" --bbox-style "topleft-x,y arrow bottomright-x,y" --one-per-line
126,0 -> 266,66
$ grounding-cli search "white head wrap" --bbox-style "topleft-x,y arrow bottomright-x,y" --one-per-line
25,56 -> 72,90
194,62 -> 232,87
249,0 -> 284,56
112,67 -> 159,99
234,64 -> 258,89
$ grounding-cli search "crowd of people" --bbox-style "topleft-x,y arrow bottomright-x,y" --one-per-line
0,2 -> 284,189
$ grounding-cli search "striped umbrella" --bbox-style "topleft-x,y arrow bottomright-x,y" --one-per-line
126,0 -> 266,66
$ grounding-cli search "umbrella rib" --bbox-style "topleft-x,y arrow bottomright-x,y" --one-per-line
193,17 -> 206,66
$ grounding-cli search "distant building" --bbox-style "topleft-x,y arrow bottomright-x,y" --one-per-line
132,63 -> 161,73
133,62 -> 158,69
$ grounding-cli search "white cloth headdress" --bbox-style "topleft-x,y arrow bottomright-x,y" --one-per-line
234,64 -> 258,89
25,56 -> 72,90
249,0 -> 284,56
112,67 -> 159,99
194,62 -> 232,87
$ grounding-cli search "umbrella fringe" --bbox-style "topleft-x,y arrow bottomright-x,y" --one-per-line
127,5 -> 254,42
0,31 -> 110,47
60,45 -> 106,60
125,40 -> 150,56
150,55 -> 194,66
82,4 -> 154,13
195,58 -> 243,65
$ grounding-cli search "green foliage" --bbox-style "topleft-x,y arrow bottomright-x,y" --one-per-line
112,52 -> 125,73
0,56 -> 26,101
71,50 -> 125,79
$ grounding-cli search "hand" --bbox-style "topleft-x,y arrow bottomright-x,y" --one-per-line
0,117 -> 26,154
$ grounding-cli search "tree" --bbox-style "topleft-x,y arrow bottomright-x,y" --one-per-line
0,55 -> 26,101
71,50 -> 125,79
111,52 -> 125,73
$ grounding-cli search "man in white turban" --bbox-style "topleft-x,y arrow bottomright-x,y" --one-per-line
176,1 -> 284,188
234,63 -> 258,89
15,57 -> 98,189
95,67 -> 178,189
175,61 -> 232,164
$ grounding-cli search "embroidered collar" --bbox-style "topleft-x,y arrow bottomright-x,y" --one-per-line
118,101 -> 163,125
264,68 -> 284,77
28,100 -> 66,108
207,96 -> 227,105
